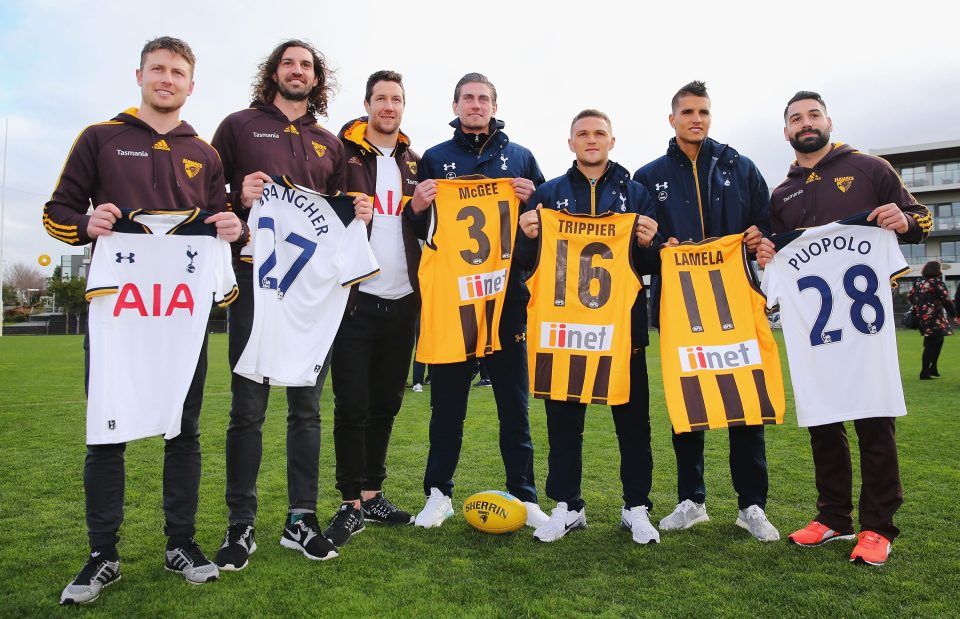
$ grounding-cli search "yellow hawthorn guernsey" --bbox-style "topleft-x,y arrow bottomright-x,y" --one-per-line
527,209 -> 641,405
416,178 -> 519,363
660,234 -> 785,432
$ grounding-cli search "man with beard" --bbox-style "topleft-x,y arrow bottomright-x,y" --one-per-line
634,80 -> 779,542
321,71 -> 420,546
756,91 -> 930,565
212,40 -> 371,569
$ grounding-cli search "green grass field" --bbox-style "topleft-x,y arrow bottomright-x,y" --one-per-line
1,330 -> 958,617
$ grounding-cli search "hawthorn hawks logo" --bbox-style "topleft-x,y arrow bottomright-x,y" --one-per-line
406,161 -> 417,175
183,158 -> 202,179
835,176 -> 854,193
312,141 -> 327,158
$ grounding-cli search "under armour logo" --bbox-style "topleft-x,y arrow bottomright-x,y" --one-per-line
443,162 -> 456,171
618,193 -> 627,211
186,246 -> 198,273
500,155 -> 509,171
115,252 -> 135,263
515,333 -> 526,343
557,199 -> 569,208
655,182 -> 669,191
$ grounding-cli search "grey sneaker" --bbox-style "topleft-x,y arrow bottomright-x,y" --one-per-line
736,505 -> 780,542
533,503 -> 587,543
60,550 -> 121,605
659,500 -> 710,531
165,536 -> 219,584
621,506 -> 660,544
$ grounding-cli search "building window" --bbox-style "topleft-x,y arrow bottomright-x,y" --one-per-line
933,202 -> 960,232
933,161 -> 960,185
900,165 -> 927,188
941,240 -> 960,264
899,243 -> 927,265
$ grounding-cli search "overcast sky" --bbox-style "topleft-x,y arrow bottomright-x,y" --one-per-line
1,0 -> 956,276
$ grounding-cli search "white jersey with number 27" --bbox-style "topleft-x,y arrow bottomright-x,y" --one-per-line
761,216 -> 909,427
234,179 -> 379,386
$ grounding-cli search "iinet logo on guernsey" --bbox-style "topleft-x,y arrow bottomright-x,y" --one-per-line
539,322 -> 613,351
458,269 -> 508,301
679,340 -> 761,372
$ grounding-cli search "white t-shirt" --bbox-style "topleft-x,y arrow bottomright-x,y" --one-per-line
85,209 -> 237,444
358,154 -> 413,299
234,180 -> 380,386
761,216 -> 909,427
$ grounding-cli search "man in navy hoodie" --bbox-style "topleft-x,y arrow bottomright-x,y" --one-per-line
634,81 -> 779,542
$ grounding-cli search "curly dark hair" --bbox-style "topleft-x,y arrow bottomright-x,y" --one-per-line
251,40 -> 337,117
921,260 -> 942,278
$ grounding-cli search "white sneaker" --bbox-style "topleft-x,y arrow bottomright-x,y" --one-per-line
533,502 -> 586,542
620,506 -> 660,544
412,383 -> 423,393
523,502 -> 550,528
659,499 -> 709,531
736,505 -> 780,542
414,487 -> 453,528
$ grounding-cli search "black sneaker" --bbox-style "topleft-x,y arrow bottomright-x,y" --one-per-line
323,503 -> 366,547
165,536 -> 219,584
60,548 -> 121,605
473,378 -> 492,387
280,513 -> 338,561
362,492 -> 414,525
214,523 -> 256,571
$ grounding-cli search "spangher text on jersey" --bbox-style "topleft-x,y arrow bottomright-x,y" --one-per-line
761,214 -> 909,427
85,209 -> 238,444
234,178 -> 379,386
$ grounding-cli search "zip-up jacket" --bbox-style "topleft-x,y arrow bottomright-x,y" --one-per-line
414,117 -> 545,305
212,102 -> 346,269
634,137 -> 769,328
516,161 -> 661,347
338,116 -> 422,296
43,108 -> 229,246
770,142 -> 931,241
634,137 -> 770,241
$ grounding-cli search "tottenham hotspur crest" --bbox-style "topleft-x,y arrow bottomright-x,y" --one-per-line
500,155 -> 509,171
186,245 -> 198,273
618,193 -> 627,212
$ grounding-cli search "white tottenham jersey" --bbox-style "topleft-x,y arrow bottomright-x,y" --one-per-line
761,215 -> 909,427
359,154 -> 413,299
85,209 -> 238,444
235,178 -> 379,386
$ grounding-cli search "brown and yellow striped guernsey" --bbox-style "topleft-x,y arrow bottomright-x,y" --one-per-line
415,178 -> 519,364
526,209 -> 641,405
660,234 -> 785,432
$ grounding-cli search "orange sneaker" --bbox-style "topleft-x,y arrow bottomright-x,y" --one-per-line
850,531 -> 892,566
788,521 -> 855,547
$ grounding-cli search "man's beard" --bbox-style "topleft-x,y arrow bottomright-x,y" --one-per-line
790,128 -> 830,153
278,81 -> 310,102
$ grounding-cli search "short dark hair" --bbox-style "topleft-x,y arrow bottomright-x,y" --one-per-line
570,109 -> 612,134
140,36 -> 196,74
252,40 -> 337,117
671,81 -> 708,112
453,72 -> 497,104
365,70 -> 405,103
784,91 -> 827,120
921,260 -> 942,278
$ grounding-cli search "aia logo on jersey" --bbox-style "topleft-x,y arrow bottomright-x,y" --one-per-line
113,283 -> 195,317
183,158 -> 202,179
678,340 -> 760,372
374,190 -> 403,216
458,269 -> 507,301
539,322 -> 613,351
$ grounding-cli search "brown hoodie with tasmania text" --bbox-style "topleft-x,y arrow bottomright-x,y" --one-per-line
43,108 -> 228,246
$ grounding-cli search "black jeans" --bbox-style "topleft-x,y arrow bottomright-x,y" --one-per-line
921,334 -> 945,375
422,300 -> 538,502
543,349 -> 653,512
670,423 -> 768,510
331,291 -> 418,501
225,272 -> 327,524
84,334 -> 207,548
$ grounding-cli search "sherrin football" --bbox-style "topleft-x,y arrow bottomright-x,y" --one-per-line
463,490 -> 527,534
